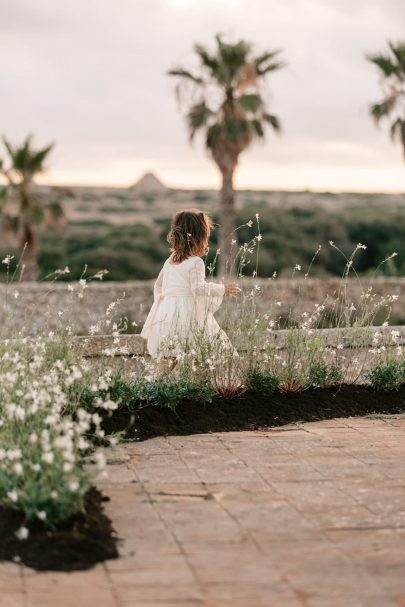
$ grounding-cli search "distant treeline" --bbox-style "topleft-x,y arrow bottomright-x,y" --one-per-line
1,205 -> 404,281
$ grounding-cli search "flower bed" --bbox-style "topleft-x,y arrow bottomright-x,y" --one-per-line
0,487 -> 118,571
100,385 -> 405,442
0,335 -> 119,570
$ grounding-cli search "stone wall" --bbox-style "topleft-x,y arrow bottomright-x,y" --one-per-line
75,325 -> 405,358
0,277 -> 403,336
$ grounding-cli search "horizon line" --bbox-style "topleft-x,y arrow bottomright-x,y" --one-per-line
34,182 -> 404,196
1,177 -> 404,196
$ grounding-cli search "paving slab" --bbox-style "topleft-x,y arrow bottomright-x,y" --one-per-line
2,413 -> 405,607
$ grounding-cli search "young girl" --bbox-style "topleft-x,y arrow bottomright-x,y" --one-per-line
141,209 -> 240,360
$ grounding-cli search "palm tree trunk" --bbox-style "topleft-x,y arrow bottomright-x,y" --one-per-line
218,164 -> 236,277
18,185 -> 38,281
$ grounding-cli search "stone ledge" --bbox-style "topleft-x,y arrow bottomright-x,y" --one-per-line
73,325 -> 405,358
75,334 -> 146,357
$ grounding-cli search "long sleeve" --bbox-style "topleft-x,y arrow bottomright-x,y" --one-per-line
141,266 -> 164,339
153,268 -> 164,301
190,257 -> 225,312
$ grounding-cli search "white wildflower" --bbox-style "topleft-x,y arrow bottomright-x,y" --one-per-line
42,452 -> 54,464
7,490 -> 18,503
15,527 -> 29,540
14,463 -> 23,475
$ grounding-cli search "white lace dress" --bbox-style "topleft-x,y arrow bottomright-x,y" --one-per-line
141,256 -> 227,359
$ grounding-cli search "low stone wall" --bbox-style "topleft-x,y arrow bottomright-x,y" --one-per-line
0,277 -> 404,336
75,325 -> 405,358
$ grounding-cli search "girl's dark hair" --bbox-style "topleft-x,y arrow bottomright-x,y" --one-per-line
167,209 -> 213,263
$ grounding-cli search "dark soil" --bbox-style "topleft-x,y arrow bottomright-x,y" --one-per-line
101,385 -> 405,442
0,487 -> 119,571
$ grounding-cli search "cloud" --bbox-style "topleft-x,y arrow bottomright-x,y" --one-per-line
0,0 -> 404,190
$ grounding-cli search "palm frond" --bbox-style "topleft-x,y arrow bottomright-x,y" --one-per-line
237,93 -> 262,113
187,102 -> 213,140
224,117 -> 250,142
194,43 -> 220,75
263,113 -> 281,132
370,97 -> 397,123
251,119 -> 264,137
2,136 -> 17,162
29,143 -> 54,173
1,135 -> 53,186
167,68 -> 204,84
367,53 -> 399,77
216,34 -> 251,82
257,60 -> 286,76
390,117 -> 403,141
255,49 -> 285,76
255,50 -> 281,68
206,123 -> 223,151
168,35 -> 284,161
388,42 -> 405,74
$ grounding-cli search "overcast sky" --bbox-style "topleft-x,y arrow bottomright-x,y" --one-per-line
1,0 -> 404,191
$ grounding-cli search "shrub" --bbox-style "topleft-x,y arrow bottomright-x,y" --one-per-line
122,376 -> 215,411
308,362 -> 344,388
247,367 -> 279,395
368,360 -> 405,391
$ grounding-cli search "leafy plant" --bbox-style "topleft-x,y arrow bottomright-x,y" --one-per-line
247,367 -> 279,394
368,360 -> 405,391
97,375 -> 215,411
152,376 -> 214,409
308,362 -> 344,388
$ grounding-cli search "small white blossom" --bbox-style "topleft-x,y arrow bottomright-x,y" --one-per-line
15,527 -> 29,540
7,490 -> 18,503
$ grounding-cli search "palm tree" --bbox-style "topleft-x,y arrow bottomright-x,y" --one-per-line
368,42 -> 405,159
0,135 -> 58,280
168,34 -> 284,274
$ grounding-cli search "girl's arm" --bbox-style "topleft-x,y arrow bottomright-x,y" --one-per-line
153,268 -> 164,301
190,257 -> 225,298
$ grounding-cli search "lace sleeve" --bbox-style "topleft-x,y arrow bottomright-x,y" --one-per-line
190,257 -> 225,305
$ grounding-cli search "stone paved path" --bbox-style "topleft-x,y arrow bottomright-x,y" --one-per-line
1,415 -> 405,607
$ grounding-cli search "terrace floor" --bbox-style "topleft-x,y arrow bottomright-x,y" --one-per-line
2,414 -> 405,607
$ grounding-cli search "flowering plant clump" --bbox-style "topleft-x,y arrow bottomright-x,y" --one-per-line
0,336 -> 114,531
368,360 -> 405,391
